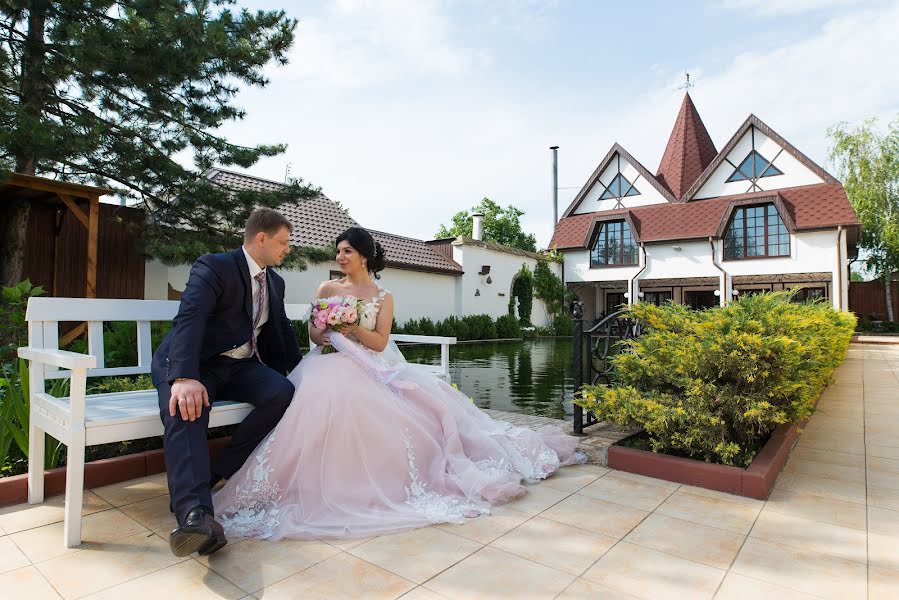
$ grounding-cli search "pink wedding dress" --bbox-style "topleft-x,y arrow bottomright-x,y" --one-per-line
213,288 -> 583,540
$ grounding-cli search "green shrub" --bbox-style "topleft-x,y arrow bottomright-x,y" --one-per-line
417,317 -> 437,337
575,291 -> 856,467
552,313 -> 573,336
391,319 -> 403,334
402,319 -> 420,336
495,314 -> 522,338
462,314 -> 496,340
436,316 -> 457,338
290,320 -> 311,348
510,266 -> 534,325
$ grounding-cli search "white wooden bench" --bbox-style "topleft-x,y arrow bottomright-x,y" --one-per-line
17,297 -> 456,547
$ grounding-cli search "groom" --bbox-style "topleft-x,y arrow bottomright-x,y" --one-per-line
151,208 -> 302,557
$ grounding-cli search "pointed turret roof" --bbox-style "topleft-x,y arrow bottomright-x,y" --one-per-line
656,93 -> 718,200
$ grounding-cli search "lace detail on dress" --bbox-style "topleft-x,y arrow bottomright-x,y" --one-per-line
218,431 -> 283,539
403,430 -> 487,523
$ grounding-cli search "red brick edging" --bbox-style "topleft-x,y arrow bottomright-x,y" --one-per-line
0,437 -> 231,507
607,421 -> 803,500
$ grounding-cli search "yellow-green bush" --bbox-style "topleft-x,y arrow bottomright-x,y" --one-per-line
575,291 -> 856,466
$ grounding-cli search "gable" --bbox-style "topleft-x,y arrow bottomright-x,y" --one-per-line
570,147 -> 673,216
690,117 -> 836,201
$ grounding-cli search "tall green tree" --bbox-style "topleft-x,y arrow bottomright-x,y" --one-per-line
436,197 -> 538,252
0,1 -> 323,286
829,117 -> 899,321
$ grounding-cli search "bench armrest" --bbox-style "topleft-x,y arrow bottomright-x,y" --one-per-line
390,334 -> 457,345
18,347 -> 98,370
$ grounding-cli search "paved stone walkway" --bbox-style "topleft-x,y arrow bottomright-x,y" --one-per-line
0,343 -> 896,599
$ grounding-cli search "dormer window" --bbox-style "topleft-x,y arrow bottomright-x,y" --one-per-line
724,203 -> 789,259
591,220 -> 638,267
726,150 -> 783,182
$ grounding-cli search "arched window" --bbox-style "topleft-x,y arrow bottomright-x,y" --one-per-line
591,220 -> 638,267
724,203 -> 789,259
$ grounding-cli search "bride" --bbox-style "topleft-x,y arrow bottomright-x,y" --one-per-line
213,227 -> 583,540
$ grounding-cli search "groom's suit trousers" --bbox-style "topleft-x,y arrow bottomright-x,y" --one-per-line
157,355 -> 294,526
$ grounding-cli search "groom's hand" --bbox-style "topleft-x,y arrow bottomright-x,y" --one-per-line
169,379 -> 210,422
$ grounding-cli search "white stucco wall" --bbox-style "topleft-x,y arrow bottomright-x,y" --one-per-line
563,249 -> 642,284
452,243 -> 560,327
694,128 -> 825,200
572,153 -> 670,215
376,269 -> 457,324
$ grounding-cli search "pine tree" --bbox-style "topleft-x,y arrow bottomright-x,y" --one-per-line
0,1 -> 323,285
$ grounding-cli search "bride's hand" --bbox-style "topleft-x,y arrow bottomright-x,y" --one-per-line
341,323 -> 359,336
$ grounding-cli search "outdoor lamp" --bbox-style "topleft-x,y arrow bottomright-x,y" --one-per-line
713,290 -> 721,297
623,292 -> 630,299
637,292 -> 645,298
732,289 -> 740,296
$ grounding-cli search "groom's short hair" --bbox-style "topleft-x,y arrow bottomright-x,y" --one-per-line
244,208 -> 292,241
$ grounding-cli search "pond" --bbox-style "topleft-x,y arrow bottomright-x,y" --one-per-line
400,338 -> 575,420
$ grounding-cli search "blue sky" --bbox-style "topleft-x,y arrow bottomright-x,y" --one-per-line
223,0 -> 899,247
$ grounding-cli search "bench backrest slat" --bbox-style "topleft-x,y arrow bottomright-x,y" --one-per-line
87,321 -> 105,370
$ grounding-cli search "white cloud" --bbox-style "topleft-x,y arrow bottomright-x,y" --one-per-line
716,0 -> 862,16
223,1 -> 899,252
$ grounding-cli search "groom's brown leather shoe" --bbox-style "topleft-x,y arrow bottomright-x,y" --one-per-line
169,506 -> 227,557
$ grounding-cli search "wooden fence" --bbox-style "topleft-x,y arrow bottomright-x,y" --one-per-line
24,202 -> 145,299
849,280 -> 899,321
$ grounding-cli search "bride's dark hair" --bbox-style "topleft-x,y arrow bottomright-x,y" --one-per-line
336,227 -> 387,279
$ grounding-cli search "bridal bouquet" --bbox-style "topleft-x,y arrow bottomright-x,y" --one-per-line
311,296 -> 364,354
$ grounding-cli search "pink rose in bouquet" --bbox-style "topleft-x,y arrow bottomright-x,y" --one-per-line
311,296 -> 364,354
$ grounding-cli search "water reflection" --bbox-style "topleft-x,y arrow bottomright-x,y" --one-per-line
400,339 -> 574,420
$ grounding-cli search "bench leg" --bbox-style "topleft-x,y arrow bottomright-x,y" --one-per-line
63,431 -> 86,548
27,422 -> 45,504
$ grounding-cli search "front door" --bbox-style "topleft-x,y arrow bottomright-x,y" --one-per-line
605,292 -> 626,316
684,290 -> 718,310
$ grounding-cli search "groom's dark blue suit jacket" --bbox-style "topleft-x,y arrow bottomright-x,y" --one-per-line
151,249 -> 303,386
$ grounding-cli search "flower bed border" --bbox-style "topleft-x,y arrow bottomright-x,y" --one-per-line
607,421 -> 803,499
0,437 -> 230,507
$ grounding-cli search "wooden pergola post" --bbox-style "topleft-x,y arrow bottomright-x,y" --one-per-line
87,196 -> 99,298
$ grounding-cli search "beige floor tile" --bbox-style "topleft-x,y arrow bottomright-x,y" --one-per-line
118,495 -> 177,532
491,516 -> 616,575
504,483 -> 570,516
259,552 -> 414,600
578,475 -> 675,511
583,541 -> 725,600
82,559 -> 245,599
774,472 -> 867,504
91,473 -> 169,507
604,469 -> 681,490
676,485 -> 764,510
764,488 -> 867,530
35,531 -> 184,599
0,491 -> 111,534
399,586 -> 449,599
868,506 -> 899,572
783,458 -> 866,483
713,572 -> 817,599
198,537 -> 339,593
749,509 -> 866,564
10,508 -> 147,564
540,468 -> 602,493
0,565 -> 62,599
435,505 -> 530,544
566,464 -> 611,477
541,494 -> 648,539
0,536 -> 31,574
869,485 -> 899,512
868,462 -> 899,491
348,527 -> 480,584
867,431 -> 899,448
789,446 -> 866,468
869,456 -> 899,476
868,444 -> 899,460
869,565 -> 899,600
624,513 -> 744,570
557,578 -> 641,599
730,537 -> 866,599
796,431 -> 865,455
655,491 -> 760,535
322,536 -> 371,550
424,546 -> 575,600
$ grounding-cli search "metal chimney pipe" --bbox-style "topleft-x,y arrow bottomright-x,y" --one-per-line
550,146 -> 559,225
472,212 -> 484,241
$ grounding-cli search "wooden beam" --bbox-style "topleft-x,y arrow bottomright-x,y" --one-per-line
86,197 -> 99,298
59,323 -> 87,347
57,193 -> 89,229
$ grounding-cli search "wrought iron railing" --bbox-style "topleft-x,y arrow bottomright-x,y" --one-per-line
571,301 -> 642,435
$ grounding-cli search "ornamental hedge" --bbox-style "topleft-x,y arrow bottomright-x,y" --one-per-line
575,291 -> 856,467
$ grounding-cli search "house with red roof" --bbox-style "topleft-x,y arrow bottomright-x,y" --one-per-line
548,93 -> 859,320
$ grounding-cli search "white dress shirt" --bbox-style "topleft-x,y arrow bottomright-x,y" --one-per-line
221,247 -> 269,359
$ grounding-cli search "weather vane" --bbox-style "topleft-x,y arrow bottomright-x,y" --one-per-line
679,72 -> 694,90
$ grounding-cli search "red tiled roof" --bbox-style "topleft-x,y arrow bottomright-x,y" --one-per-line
656,93 -> 718,200
548,183 -> 858,249
207,169 -> 462,274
